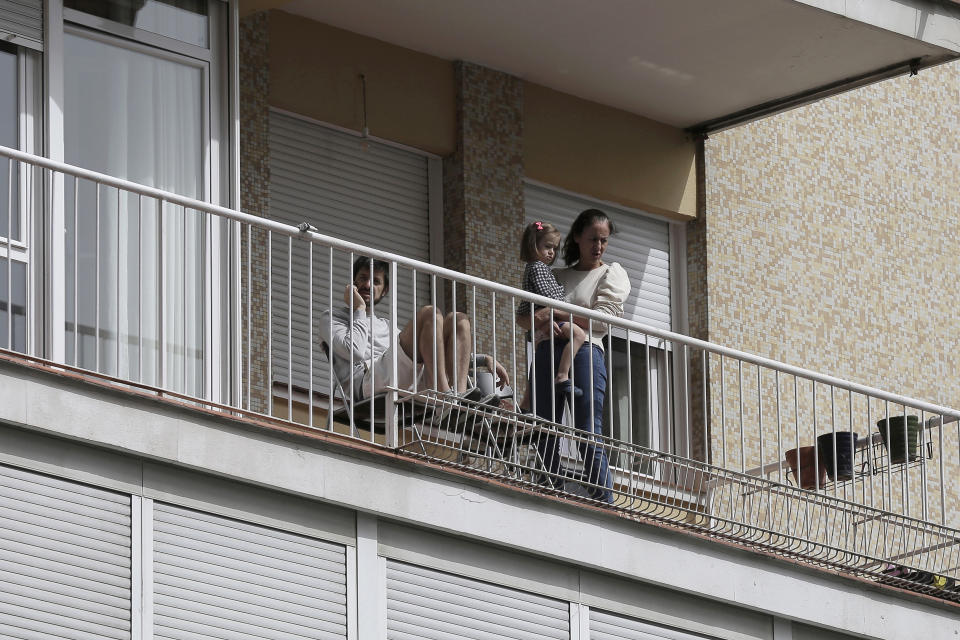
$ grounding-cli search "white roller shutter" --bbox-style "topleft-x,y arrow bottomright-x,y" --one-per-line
385,560 -> 569,640
590,609 -> 717,640
524,183 -> 672,332
269,110 -> 433,390
0,0 -> 42,49
152,502 -> 347,640
0,462 -> 131,640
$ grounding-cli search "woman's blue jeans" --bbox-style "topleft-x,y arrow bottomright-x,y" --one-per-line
530,339 -> 613,502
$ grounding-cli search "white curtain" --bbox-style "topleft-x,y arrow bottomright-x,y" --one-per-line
64,31 -> 205,395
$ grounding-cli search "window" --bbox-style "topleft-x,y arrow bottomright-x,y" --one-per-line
59,1 -> 231,398
0,41 -> 39,354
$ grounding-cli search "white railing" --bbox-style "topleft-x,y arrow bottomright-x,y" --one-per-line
3,145 -> 960,602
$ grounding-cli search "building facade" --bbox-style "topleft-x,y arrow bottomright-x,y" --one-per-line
1,1 -> 960,639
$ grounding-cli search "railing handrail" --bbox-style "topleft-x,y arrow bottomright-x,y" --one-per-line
4,143 -> 959,421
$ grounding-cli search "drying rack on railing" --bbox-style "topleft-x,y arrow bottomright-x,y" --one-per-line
391,390 -> 960,604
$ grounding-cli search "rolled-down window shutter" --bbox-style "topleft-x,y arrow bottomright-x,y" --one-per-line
386,559 -> 570,640
0,463 -> 131,639
268,109 -> 432,392
590,608 -> 719,640
524,183 -> 672,332
152,502 -> 348,640
0,1 -> 43,50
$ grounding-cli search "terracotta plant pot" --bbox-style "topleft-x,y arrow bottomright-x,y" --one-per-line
817,432 -> 858,482
876,415 -> 922,464
784,446 -> 826,489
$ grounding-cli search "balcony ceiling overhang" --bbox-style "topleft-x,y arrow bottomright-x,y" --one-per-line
247,0 -> 960,133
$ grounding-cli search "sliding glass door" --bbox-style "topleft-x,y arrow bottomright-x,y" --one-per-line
61,0 -> 229,399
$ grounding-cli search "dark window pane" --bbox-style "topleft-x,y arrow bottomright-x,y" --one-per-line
0,46 -> 19,242
0,259 -> 27,352
66,0 -> 208,48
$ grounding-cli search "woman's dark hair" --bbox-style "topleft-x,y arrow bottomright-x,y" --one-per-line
562,208 -> 616,266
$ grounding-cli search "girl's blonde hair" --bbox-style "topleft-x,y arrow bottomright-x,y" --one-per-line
520,221 -> 562,264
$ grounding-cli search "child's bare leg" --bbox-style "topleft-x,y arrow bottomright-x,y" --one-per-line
555,323 -> 587,384
518,381 -> 531,411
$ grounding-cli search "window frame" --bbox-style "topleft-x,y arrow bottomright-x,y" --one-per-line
42,0 -> 236,403
0,41 -> 41,354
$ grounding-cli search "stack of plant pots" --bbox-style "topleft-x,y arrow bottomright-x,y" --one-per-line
784,431 -> 859,488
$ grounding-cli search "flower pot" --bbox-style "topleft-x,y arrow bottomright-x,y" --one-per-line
817,432 -> 858,482
876,415 -> 921,464
784,446 -> 826,489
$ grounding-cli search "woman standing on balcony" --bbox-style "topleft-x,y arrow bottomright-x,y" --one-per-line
518,209 -> 630,503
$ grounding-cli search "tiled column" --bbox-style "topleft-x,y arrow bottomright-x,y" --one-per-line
443,61 -> 525,371
686,139 -> 710,462
239,11 -> 270,413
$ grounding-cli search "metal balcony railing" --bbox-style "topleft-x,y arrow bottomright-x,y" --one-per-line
2,145 -> 960,603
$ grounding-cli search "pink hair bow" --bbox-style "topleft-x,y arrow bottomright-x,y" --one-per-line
534,221 -> 543,230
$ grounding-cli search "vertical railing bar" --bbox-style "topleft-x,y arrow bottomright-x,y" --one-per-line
719,354 -> 726,468
287,237 -> 293,423
95,182 -> 100,373
386,260 -> 398,448
471,286 -> 478,386
683,344 -> 691,460
23,165 -> 30,354
900,404 -> 912,518
793,375 -> 800,489
757,366 -> 763,482
865,396 -> 874,511
451,280 -> 457,392
181,206 -> 187,395
645,332 -> 652,455
327,247 -> 334,430
73,177 -> 79,365
490,291 -> 497,394
625,330 -> 633,450
157,199 -> 165,391
702,350 -> 708,465
737,359 -> 744,472
245,223 -> 251,410
367,257 -> 375,442
883,401 -> 891,513
137,194 -> 143,383
510,297 -> 517,416
665,337 -> 673,460
529,302 -> 536,420
903,402 -> 910,518
938,412 -> 945,525
587,318 -> 594,479
919,409 -> 929,522
812,381 -> 819,492
411,268 -> 418,395
431,273 -> 437,391
267,230 -> 273,417
6,159 -> 13,351
775,370 -> 782,484
346,251 -> 355,434
308,242 -> 314,428
549,308 -> 557,424
116,186 -> 121,378
829,385 -> 837,499
606,328 -> 613,448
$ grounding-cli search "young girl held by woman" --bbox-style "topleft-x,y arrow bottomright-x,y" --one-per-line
517,221 -> 587,404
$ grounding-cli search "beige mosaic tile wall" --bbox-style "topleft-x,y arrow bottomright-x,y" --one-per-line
698,61 -> 960,527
